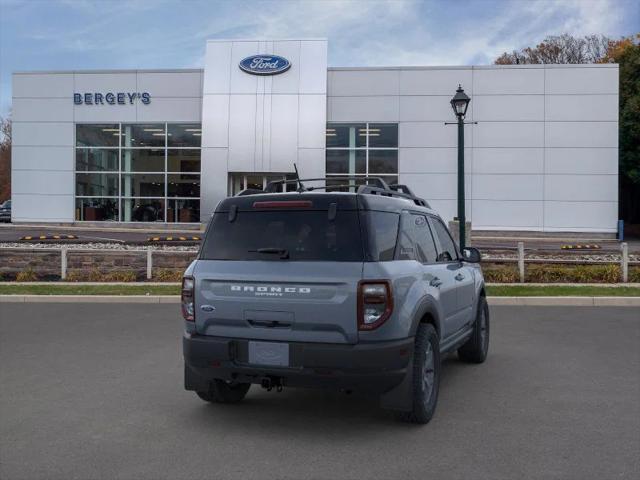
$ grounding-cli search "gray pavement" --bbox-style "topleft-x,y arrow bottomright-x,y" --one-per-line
1,303 -> 638,480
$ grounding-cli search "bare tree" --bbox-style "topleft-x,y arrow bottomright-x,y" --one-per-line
495,34 -> 611,64
0,116 -> 11,202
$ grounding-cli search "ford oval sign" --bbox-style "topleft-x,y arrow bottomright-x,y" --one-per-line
239,55 -> 291,75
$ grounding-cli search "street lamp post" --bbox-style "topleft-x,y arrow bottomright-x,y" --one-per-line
450,85 -> 471,252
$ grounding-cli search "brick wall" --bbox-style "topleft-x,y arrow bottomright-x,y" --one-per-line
0,248 -> 197,280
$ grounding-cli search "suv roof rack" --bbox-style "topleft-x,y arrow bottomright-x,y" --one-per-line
254,176 -> 430,208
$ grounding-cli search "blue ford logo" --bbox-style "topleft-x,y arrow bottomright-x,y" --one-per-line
239,55 -> 291,75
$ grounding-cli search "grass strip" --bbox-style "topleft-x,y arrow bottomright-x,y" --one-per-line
486,285 -> 640,297
0,284 -> 180,296
0,284 -> 639,297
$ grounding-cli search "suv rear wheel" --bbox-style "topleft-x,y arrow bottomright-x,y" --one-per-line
458,296 -> 490,363
399,323 -> 440,424
196,380 -> 251,404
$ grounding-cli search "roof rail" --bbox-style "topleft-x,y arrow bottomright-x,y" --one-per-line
260,176 -> 430,208
265,176 -> 390,192
357,185 -> 430,207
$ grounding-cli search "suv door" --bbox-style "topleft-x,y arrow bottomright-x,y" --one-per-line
427,216 -> 475,334
398,212 -> 458,340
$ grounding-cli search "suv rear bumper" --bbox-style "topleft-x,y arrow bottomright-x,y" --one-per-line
183,333 -> 414,394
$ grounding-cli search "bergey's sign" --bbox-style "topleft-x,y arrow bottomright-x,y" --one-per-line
74,92 -> 151,105
239,55 -> 291,75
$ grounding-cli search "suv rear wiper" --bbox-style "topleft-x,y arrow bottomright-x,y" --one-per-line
249,247 -> 290,259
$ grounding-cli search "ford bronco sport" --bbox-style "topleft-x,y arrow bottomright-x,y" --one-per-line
182,177 -> 489,424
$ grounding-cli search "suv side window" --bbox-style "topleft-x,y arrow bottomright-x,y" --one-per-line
397,212 -> 438,263
428,217 -> 458,263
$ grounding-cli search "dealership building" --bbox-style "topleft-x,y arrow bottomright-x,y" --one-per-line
11,39 -> 619,232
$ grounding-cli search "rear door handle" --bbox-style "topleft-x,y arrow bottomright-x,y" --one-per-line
455,273 -> 465,281
430,277 -> 443,287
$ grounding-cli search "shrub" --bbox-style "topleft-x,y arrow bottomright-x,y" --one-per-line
154,268 -> 183,282
482,263 -> 519,283
525,264 -> 621,283
629,266 -> 640,283
65,269 -> 138,282
65,270 -> 85,282
16,268 -> 38,282
104,270 -> 138,282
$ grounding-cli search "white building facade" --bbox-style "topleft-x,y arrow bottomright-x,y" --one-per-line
11,39 -> 619,232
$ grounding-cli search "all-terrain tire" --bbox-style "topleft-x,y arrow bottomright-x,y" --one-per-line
398,323 -> 441,424
196,380 -> 251,404
458,295 -> 490,364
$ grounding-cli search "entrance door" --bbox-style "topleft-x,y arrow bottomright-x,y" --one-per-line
228,173 -> 295,196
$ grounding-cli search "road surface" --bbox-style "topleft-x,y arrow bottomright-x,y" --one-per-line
0,303 -> 638,479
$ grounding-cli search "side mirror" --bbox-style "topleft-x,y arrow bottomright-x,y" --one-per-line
462,247 -> 481,263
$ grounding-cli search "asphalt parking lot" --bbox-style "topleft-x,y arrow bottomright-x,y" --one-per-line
1,303 -> 638,480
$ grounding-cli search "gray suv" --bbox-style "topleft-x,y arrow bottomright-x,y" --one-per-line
182,177 -> 489,424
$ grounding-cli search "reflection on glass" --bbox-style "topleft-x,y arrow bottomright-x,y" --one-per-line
368,124 -> 398,148
369,150 -> 398,174
76,173 -> 119,196
167,199 -> 200,223
167,174 -> 200,197
75,198 -> 118,221
326,123 -> 366,148
121,174 -> 165,197
121,124 -> 165,147
121,198 -> 165,222
167,150 -> 200,173
76,125 -> 119,147
326,150 -> 366,174
168,124 -> 202,148
75,149 -> 118,171
121,149 -> 165,172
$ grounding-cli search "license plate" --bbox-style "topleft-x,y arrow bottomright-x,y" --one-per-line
248,341 -> 289,367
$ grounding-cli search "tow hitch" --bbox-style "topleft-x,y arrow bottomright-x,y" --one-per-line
260,376 -> 283,392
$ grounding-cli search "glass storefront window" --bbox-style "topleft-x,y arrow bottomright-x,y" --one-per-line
326,123 -> 366,148
167,150 -> 200,173
76,124 -> 120,147
76,173 -> 119,197
368,124 -> 398,148
75,148 -> 118,171
121,198 -> 165,222
75,123 -> 201,223
326,122 -> 399,184
369,150 -> 398,174
326,150 -> 366,175
168,124 -> 202,147
121,174 -> 165,197
121,149 -> 165,172
167,199 -> 200,223
75,198 -> 119,221
121,124 -> 165,147
167,174 -> 200,197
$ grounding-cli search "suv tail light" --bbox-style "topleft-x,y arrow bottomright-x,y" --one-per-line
358,280 -> 393,330
181,276 -> 195,321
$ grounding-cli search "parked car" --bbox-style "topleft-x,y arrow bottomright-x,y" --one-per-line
0,199 -> 10,222
182,177 -> 489,424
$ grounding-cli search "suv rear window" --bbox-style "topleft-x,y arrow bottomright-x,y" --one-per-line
201,210 -> 364,261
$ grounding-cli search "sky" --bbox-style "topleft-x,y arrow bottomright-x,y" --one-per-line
0,0 -> 638,116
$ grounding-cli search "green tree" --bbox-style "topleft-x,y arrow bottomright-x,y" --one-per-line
602,35 -> 640,224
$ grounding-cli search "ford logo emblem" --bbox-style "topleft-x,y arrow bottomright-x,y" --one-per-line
239,55 -> 291,76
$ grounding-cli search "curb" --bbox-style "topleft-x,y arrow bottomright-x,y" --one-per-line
1,295 -> 639,306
